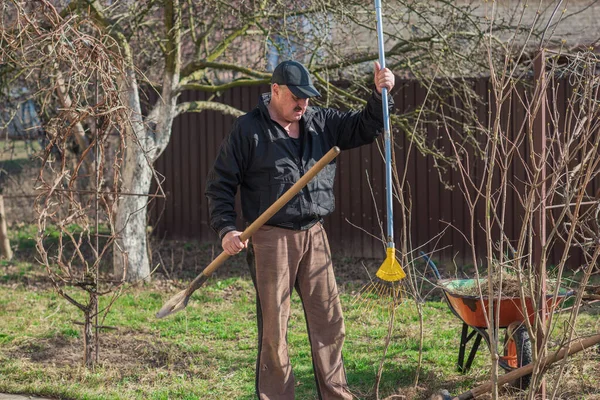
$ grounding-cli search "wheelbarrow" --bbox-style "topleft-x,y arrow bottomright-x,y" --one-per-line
420,252 -> 573,389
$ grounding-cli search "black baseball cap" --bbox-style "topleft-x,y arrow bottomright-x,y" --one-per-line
271,60 -> 320,98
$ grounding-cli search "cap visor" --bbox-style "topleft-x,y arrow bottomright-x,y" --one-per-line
288,85 -> 320,99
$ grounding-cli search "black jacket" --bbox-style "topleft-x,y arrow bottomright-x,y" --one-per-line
205,91 -> 393,239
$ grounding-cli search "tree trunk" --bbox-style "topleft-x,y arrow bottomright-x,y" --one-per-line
83,293 -> 97,368
112,55 -> 163,282
113,133 -> 154,282
0,195 -> 12,260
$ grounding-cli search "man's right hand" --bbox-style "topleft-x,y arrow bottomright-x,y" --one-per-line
221,230 -> 248,255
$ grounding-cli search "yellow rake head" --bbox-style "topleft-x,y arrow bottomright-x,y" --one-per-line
376,247 -> 406,282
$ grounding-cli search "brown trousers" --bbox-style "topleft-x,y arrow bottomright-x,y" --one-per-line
247,222 -> 352,400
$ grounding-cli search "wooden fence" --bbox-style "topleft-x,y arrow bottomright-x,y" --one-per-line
151,78 -> 599,266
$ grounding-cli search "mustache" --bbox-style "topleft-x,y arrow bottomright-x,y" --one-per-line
294,106 -> 303,112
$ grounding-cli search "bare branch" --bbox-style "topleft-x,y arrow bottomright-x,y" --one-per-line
175,100 -> 244,118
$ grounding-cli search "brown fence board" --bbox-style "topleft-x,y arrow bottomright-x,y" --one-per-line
427,89 -> 440,258
196,91 -> 208,241
188,91 -> 201,238
405,81 -> 419,255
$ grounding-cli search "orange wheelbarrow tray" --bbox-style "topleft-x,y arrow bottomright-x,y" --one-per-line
419,252 -> 573,379
438,278 -> 573,376
439,278 -> 573,329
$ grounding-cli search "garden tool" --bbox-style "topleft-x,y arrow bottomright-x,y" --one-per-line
352,1 -> 406,311
156,146 -> 341,319
374,0 -> 405,284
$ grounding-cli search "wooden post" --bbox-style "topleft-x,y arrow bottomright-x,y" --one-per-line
532,50 -> 547,398
0,195 -> 13,260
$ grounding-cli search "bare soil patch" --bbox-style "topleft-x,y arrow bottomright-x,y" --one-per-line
7,333 -> 190,371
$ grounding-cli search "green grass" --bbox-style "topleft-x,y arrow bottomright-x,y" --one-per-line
10,223 -> 112,253
0,140 -> 42,162
0,267 -> 599,399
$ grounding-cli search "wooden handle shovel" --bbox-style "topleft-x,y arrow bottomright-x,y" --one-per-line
156,146 -> 341,318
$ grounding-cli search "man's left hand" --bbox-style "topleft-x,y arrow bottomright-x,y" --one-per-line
374,61 -> 395,94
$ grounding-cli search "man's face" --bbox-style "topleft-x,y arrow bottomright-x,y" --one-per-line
271,84 -> 309,123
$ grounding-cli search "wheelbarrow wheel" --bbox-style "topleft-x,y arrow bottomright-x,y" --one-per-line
502,324 -> 532,390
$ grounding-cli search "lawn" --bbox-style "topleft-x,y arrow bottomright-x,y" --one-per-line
0,250 -> 599,400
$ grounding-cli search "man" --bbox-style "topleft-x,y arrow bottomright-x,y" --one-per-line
206,60 -> 395,399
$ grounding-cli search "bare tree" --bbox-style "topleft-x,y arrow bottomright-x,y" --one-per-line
18,0 -> 505,282
1,0 -> 134,367
428,2 -> 600,398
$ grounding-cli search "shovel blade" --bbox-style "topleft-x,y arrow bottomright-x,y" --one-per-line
156,289 -> 190,319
